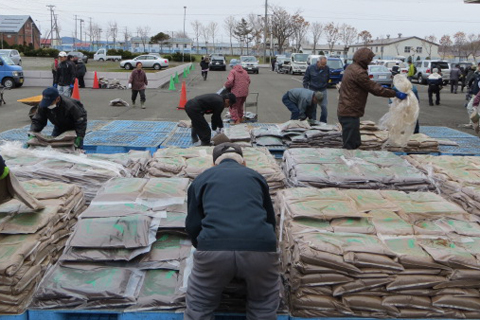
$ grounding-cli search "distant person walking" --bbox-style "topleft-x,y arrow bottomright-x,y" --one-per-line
427,68 -> 443,106
303,56 -> 330,123
407,60 -> 415,81
450,64 -> 461,94
200,57 -> 210,81
74,57 -> 87,88
128,62 -> 148,109
271,57 -> 276,72
224,65 -> 251,124
51,57 -> 58,86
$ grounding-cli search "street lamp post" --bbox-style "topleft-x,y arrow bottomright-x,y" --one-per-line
263,0 -> 268,64
183,6 -> 187,63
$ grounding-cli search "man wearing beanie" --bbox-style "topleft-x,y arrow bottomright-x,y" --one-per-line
282,88 -> 324,121
30,87 -> 87,149
185,142 -> 279,320
185,93 -> 236,146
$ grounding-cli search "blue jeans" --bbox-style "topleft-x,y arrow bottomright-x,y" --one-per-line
282,93 -> 300,120
58,85 -> 71,97
311,89 -> 328,123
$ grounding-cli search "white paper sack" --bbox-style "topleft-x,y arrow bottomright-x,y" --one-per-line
379,75 -> 419,147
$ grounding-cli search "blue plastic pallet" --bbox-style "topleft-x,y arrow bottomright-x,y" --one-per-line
0,313 -> 27,320
86,120 -> 111,133
84,131 -> 169,154
420,126 -> 475,138
99,121 -> 177,133
439,136 -> 480,156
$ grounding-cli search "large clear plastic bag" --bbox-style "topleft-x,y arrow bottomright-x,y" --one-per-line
379,75 -> 419,147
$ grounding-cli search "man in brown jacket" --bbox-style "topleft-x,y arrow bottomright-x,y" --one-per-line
337,48 -> 406,149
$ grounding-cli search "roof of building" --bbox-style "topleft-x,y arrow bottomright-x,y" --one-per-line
350,36 -> 439,47
0,15 -> 37,33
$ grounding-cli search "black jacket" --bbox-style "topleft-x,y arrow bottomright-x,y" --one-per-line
185,93 -> 225,130
200,60 -> 209,70
76,61 -> 87,77
30,95 -> 87,138
55,60 -> 76,86
186,159 -> 276,252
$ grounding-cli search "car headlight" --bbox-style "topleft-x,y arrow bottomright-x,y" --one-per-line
340,71 -> 344,75
12,71 -> 18,76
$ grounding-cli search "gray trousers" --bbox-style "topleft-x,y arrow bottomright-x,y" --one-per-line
184,250 -> 280,320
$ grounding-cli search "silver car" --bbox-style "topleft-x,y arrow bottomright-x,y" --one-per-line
0,49 -> 21,65
368,65 -> 393,86
120,54 -> 169,70
414,60 -> 450,85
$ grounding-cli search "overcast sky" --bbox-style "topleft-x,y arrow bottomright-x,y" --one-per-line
3,0 -> 480,43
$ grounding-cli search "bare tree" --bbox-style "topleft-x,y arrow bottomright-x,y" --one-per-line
270,5 -> 296,54
339,23 -> 357,58
224,16 -> 237,56
421,35 -> 437,59
108,21 -> 118,49
453,31 -> 467,60
174,30 -> 188,38
190,20 -> 202,54
208,22 -> 219,54
137,26 -> 151,52
122,27 -> 131,50
324,22 -> 340,52
247,13 -> 264,50
91,23 -> 101,48
310,22 -> 323,55
466,34 -> 480,62
234,18 -> 254,55
358,30 -> 372,47
439,35 -> 453,60
201,25 -> 211,54
291,14 -> 309,52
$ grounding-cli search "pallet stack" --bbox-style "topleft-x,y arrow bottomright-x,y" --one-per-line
276,187 -> 480,318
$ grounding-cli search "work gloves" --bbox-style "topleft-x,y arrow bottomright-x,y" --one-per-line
395,91 -> 408,100
215,128 -> 224,134
70,84 -> 75,89
0,155 -> 8,180
74,137 -> 83,149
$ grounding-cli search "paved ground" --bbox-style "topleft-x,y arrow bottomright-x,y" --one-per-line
0,66 -> 475,135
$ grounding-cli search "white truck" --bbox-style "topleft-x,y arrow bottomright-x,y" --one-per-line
93,49 -> 122,61
287,53 -> 309,75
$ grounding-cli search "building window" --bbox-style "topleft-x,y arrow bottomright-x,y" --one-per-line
184,44 -> 187,48
325,51 -> 329,54
404,46 -> 411,53
176,44 -> 179,48
416,47 -> 422,53
376,46 -> 378,52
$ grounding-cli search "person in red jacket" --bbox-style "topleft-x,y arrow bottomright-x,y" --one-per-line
224,65 -> 251,124
128,62 -> 148,109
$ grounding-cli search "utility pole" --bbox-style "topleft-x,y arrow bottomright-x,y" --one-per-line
79,19 -> 84,45
74,15 -> 78,49
263,0 -> 268,64
47,5 -> 55,46
89,17 -> 92,48
183,6 -> 187,63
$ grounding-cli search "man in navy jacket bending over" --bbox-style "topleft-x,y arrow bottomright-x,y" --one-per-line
185,142 -> 279,320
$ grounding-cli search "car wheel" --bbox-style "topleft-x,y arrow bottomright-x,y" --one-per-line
16,82 -> 23,88
153,64 -> 161,70
256,70 -> 259,74
99,58 -> 104,62
223,66 -> 226,71
2,77 -> 15,88
124,63 -> 132,70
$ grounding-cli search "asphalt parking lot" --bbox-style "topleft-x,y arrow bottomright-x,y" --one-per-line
0,65 -> 474,135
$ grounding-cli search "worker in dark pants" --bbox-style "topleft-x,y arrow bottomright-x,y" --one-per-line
185,142 -> 279,320
30,87 -> 87,149
185,93 -> 236,146
282,88 -> 324,120
337,48 -> 406,149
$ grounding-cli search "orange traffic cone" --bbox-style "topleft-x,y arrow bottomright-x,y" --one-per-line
72,79 -> 81,100
177,81 -> 187,110
93,71 -> 99,89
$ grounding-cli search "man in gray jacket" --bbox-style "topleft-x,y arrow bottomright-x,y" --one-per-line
282,88 -> 324,121
450,64 -> 461,94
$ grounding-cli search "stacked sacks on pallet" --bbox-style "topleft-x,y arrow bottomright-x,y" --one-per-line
283,148 -> 433,191
146,146 -> 286,195
276,187 -> 480,318
406,155 -> 480,218
0,142 -> 151,203
0,179 -> 85,314
31,177 -> 191,311
223,124 -> 252,145
27,131 -> 78,152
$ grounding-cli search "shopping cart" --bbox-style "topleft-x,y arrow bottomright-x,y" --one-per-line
0,87 -> 9,106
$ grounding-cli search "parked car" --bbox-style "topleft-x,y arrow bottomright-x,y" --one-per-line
240,56 -> 259,74
67,51 -> 88,63
229,59 -> 240,68
286,53 -> 309,74
0,54 -> 24,88
414,60 -> 451,85
375,60 -> 408,75
368,65 -> 393,87
454,61 -> 473,73
94,48 -> 122,61
276,57 -> 291,74
120,55 -> 169,70
0,49 -> 21,66
209,56 -> 226,71
326,57 -> 345,85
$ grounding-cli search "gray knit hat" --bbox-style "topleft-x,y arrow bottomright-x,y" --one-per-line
212,143 -> 243,163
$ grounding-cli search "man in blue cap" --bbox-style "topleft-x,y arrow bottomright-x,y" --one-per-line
30,87 -> 87,149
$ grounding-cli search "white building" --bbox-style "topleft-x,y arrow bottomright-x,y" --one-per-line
300,44 -> 346,57
349,36 -> 440,60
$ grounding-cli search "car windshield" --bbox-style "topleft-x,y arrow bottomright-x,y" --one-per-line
292,54 -> 309,62
369,65 -> 389,72
241,57 -> 256,62
327,60 -> 343,69
0,55 -> 15,65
